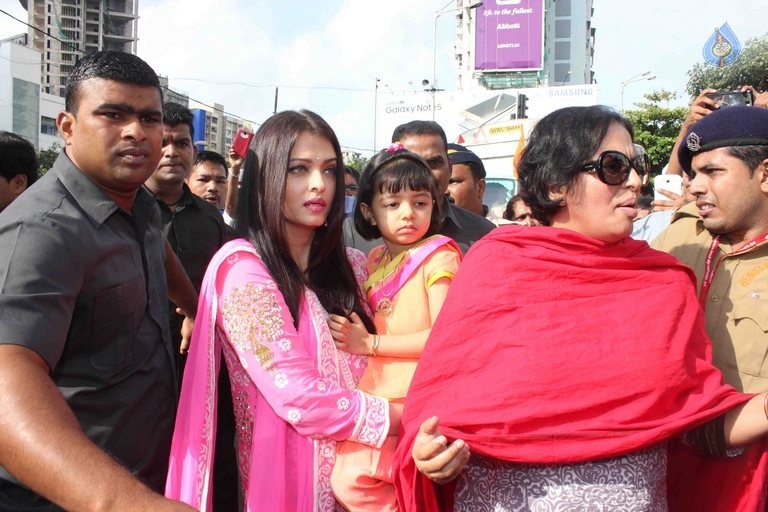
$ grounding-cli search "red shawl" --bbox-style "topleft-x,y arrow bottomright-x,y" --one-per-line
394,226 -> 755,511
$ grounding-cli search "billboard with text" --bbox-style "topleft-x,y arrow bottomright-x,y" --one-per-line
374,84 -> 597,178
374,85 -> 597,149
474,0 -> 544,71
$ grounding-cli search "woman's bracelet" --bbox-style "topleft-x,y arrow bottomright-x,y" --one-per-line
370,334 -> 380,357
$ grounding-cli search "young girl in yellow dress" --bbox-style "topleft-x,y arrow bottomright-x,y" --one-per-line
327,144 -> 462,511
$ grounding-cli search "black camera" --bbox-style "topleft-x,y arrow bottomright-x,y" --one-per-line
705,90 -> 754,108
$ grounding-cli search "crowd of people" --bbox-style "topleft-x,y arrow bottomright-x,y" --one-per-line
1,49 -> 768,512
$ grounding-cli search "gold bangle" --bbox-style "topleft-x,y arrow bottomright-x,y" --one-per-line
370,334 -> 380,357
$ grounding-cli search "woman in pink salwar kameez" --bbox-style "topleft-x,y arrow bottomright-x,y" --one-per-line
165,110 -> 394,512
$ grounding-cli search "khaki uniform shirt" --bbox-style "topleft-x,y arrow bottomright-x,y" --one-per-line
652,202 -> 768,392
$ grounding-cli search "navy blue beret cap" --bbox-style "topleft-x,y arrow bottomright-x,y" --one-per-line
678,105 -> 768,175
446,143 -> 486,178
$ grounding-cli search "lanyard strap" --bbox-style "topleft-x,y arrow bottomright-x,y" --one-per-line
698,236 -> 721,303
698,233 -> 768,304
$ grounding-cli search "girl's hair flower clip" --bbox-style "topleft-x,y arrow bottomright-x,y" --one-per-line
385,142 -> 406,153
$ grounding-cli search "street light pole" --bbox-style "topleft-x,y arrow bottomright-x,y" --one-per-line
429,0 -> 483,120
373,78 -> 380,151
620,71 -> 655,114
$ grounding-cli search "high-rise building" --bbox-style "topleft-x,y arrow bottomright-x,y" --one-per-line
191,104 -> 249,155
452,0 -> 595,91
0,35 -> 64,150
546,0 -> 595,86
19,0 -> 139,97
159,76 -> 190,108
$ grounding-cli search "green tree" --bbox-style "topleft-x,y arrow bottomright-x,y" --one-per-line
624,90 -> 687,174
38,143 -> 62,176
686,36 -> 768,97
344,151 -> 368,172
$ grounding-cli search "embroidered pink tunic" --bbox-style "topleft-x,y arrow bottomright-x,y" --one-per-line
166,240 -> 390,511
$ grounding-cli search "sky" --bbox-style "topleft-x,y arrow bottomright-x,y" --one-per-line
1,0 -> 766,156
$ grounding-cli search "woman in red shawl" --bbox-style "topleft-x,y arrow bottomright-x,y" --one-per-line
394,106 -> 768,511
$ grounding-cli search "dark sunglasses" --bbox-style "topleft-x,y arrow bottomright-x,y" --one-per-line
582,150 -> 650,186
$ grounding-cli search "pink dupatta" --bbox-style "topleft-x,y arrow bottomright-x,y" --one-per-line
366,235 -> 459,310
166,239 -> 383,511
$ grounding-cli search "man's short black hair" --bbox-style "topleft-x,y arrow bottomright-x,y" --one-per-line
0,131 -> 39,186
194,150 -> 228,176
163,102 -> 195,140
391,120 -> 448,150
64,51 -> 162,114
344,165 -> 360,181
637,195 -> 653,211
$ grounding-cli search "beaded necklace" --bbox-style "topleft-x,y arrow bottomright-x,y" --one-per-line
368,248 -> 409,315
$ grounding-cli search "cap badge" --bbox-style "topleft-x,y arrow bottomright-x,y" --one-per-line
686,132 -> 701,152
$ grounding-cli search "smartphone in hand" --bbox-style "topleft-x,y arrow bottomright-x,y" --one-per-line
654,174 -> 683,201
232,129 -> 254,158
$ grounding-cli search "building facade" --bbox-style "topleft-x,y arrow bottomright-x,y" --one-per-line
7,1 -> 245,154
0,36 -> 64,150
191,104 -> 249,155
19,0 -> 139,97
547,0 -> 595,86
159,76 -> 190,108
373,0 -> 597,182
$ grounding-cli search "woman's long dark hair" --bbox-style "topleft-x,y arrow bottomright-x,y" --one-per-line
236,110 -> 374,331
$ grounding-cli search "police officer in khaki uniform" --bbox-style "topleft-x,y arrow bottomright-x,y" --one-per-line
653,105 -> 768,393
